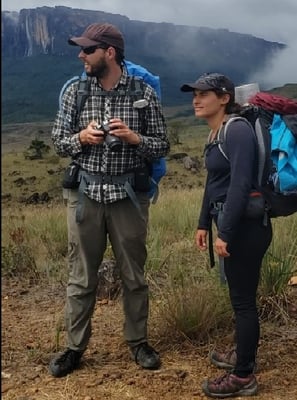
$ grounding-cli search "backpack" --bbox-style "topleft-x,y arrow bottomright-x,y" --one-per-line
218,92 -> 297,218
124,61 -> 166,200
59,60 -> 166,202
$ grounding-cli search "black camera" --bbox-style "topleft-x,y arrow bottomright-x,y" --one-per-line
97,120 -> 122,152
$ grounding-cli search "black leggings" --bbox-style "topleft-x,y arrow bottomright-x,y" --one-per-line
223,217 -> 272,376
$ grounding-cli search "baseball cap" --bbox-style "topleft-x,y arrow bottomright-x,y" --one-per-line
68,23 -> 124,52
180,73 -> 234,94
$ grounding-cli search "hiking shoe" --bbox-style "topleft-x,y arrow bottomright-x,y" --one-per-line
210,349 -> 237,370
202,372 -> 258,398
210,349 -> 258,373
131,342 -> 161,370
49,349 -> 82,377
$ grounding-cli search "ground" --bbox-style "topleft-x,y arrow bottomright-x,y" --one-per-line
2,279 -> 297,400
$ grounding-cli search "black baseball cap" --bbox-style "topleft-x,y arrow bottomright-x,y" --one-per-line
180,72 -> 235,94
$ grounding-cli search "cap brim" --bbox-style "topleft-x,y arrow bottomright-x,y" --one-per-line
68,37 -> 99,47
180,82 -> 213,92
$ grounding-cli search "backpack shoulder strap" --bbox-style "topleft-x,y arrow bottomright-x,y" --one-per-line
76,74 -> 91,117
128,76 -> 147,134
217,116 -> 251,161
218,115 -> 268,188
58,73 -> 91,132
129,75 -> 145,98
59,75 -> 80,112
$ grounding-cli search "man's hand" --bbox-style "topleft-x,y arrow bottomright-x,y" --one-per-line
79,120 -> 105,145
107,118 -> 141,145
196,229 -> 208,251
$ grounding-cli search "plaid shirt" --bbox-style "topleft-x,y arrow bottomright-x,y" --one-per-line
52,68 -> 170,203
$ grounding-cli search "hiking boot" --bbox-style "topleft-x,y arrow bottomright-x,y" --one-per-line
210,349 -> 258,373
49,348 -> 82,377
131,342 -> 161,370
210,349 -> 237,370
202,372 -> 258,398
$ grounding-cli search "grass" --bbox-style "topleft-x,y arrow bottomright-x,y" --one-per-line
2,125 -> 297,341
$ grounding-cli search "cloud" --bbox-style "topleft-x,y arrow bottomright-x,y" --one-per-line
251,40 -> 297,89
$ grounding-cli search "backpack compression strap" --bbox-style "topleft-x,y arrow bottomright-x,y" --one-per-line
218,116 -> 265,188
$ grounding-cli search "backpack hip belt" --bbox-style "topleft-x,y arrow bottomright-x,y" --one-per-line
79,170 -> 135,186
75,170 -> 141,223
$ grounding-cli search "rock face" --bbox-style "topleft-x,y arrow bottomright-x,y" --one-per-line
1,6 -> 286,122
2,6 -> 284,61
2,7 -> 131,57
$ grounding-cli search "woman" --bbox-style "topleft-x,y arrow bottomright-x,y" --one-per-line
180,73 -> 272,398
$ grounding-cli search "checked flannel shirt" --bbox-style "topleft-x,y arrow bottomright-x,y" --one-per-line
52,67 -> 170,204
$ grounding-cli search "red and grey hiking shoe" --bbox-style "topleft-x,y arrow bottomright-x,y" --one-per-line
210,348 -> 258,372
202,372 -> 258,398
210,349 -> 237,370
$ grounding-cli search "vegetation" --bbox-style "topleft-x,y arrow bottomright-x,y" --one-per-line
24,137 -> 51,159
2,121 -> 296,344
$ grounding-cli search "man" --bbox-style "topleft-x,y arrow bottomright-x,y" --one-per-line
49,22 -> 170,378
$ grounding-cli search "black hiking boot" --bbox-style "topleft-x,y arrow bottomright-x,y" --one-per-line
49,348 -> 83,377
131,342 -> 161,370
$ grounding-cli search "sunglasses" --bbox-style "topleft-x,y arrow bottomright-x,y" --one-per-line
80,45 -> 102,55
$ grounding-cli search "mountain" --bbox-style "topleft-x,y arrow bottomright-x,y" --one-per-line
2,6 -> 286,123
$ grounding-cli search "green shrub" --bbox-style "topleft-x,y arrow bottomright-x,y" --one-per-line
258,215 -> 297,323
1,227 -> 39,281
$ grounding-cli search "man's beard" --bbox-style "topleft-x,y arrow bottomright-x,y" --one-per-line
86,59 -> 109,78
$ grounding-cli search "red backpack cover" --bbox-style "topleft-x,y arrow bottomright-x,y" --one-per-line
248,92 -> 297,115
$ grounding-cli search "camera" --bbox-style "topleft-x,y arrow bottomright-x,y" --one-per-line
96,120 -> 122,152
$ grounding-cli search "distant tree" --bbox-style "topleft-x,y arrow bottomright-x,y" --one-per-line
24,138 -> 50,160
168,121 -> 183,145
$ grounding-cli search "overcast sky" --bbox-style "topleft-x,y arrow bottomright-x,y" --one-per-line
3,0 -> 297,87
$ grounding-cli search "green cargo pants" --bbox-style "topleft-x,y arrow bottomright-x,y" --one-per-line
63,188 -> 150,352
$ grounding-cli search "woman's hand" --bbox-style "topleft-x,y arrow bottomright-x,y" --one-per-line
214,237 -> 230,257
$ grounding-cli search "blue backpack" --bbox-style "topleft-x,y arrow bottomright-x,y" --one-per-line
59,60 -> 166,202
124,60 -> 162,99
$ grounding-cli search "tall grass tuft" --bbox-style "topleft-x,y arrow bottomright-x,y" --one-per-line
258,215 -> 297,323
147,188 -> 233,342
2,205 -> 68,282
151,267 -> 232,344
1,225 -> 38,281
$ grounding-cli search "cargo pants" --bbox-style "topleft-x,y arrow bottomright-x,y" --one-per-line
63,188 -> 150,352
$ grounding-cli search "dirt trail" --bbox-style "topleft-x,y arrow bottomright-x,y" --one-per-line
2,280 -> 297,400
